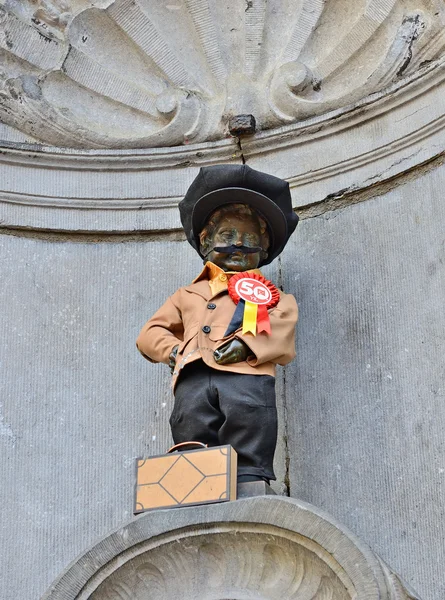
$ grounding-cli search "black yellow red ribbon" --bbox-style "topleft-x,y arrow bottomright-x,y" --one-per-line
224,272 -> 280,336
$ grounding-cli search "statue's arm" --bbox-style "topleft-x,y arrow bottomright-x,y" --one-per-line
236,293 -> 298,366
136,290 -> 184,364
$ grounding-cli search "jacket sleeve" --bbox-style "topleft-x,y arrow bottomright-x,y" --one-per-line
136,289 -> 184,365
236,292 -> 298,367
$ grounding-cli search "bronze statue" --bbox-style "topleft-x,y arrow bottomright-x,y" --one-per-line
137,164 -> 299,483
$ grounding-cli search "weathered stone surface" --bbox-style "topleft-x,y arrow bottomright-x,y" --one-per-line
1,58 -> 445,235
281,164 -> 445,600
2,168 -> 445,598
42,496 -> 418,600
0,2 -> 442,599
0,234 -> 283,598
0,0 -> 444,148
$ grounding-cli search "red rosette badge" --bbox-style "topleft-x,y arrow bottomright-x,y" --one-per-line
226,272 -> 280,336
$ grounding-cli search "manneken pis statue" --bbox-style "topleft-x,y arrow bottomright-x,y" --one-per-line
136,164 -> 299,483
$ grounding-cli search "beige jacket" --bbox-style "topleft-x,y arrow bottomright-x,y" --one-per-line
136,265 -> 298,389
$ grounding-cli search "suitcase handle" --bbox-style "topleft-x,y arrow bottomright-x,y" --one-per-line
167,441 -> 208,453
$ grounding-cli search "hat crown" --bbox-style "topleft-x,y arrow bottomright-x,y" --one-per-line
198,164 -> 288,195
179,164 -> 298,266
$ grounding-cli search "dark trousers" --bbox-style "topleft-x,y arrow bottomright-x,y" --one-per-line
170,360 -> 277,480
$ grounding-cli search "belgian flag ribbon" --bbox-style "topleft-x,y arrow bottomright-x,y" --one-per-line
224,272 -> 280,337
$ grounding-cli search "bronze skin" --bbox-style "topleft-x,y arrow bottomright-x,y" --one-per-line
168,204 -> 270,371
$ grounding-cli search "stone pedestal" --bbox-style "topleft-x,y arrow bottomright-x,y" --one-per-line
237,480 -> 276,498
42,496 -> 420,600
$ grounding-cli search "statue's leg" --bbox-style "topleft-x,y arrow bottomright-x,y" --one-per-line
215,372 -> 277,482
169,360 -> 223,446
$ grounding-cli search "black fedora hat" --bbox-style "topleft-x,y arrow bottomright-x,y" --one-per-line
179,164 -> 299,266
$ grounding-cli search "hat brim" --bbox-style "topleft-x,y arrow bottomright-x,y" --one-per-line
191,187 -> 288,265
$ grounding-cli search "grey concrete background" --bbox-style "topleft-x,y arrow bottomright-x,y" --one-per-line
0,232 -> 282,599
283,166 -> 445,600
1,166 -> 444,599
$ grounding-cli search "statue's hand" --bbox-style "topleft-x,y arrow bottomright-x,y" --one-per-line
213,339 -> 251,365
168,345 -> 179,374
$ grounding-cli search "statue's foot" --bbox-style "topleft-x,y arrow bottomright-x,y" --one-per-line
237,474 -> 270,484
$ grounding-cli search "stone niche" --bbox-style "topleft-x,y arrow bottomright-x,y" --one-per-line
43,496 -> 419,600
1,2 -> 444,599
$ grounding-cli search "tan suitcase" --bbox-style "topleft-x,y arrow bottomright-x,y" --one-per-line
134,443 -> 237,513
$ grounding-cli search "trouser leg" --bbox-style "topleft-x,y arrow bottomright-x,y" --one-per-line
169,361 -> 221,446
170,362 -> 277,481
215,370 -> 277,481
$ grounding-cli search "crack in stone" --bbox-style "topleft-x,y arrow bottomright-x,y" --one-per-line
396,14 -> 424,79
236,136 -> 246,164
299,149 -> 445,221
278,255 -> 291,497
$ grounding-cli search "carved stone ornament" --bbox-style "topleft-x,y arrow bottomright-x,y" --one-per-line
1,1 -> 445,235
0,0 -> 444,149
42,496 -> 420,600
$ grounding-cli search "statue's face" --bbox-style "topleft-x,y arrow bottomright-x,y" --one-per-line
203,211 -> 263,271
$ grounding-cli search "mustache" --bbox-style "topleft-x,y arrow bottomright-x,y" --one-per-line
211,245 -> 263,255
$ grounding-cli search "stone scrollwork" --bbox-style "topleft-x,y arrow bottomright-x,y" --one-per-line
30,0 -> 73,36
268,61 -> 319,124
0,0 -> 444,148
0,0 -> 211,148
90,531 -> 351,599
267,3 -> 432,122
42,496 -> 421,600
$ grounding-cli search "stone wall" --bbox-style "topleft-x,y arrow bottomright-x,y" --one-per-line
1,163 -> 444,599
283,164 -> 445,600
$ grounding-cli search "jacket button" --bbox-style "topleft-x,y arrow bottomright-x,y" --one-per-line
219,274 -> 228,282
207,303 -> 216,310
202,325 -> 211,334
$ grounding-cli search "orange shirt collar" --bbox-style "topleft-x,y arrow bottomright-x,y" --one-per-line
192,261 -> 262,296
